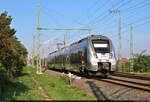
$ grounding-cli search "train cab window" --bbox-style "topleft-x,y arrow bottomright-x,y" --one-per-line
92,40 -> 110,53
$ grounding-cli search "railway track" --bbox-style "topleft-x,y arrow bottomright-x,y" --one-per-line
98,76 -> 150,92
47,68 -> 150,92
113,72 -> 150,81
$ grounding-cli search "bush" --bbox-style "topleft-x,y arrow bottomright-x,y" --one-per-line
133,51 -> 150,72
116,50 -> 150,73
0,67 -> 12,92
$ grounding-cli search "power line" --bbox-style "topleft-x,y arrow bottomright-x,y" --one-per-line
71,0 -> 101,26
121,0 -> 150,11
121,2 -> 150,18
92,0 -> 149,30
40,7 -> 62,27
87,0 -> 124,26
85,0 -> 111,23
89,0 -> 133,27
116,0 -> 133,9
103,17 -> 150,37
102,16 -> 150,34
130,24 -> 134,73
133,19 -> 150,28
41,5 -> 88,27
97,0 -> 133,27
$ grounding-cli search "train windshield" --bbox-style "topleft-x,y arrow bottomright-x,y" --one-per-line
92,40 -> 110,53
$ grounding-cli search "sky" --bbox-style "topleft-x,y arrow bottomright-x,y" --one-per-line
0,0 -> 150,58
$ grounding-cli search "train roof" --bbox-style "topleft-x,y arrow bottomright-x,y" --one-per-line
69,34 -> 110,45
48,34 -> 110,55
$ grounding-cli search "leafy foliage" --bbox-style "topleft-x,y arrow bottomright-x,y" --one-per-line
133,50 -> 150,72
118,50 -> 150,73
0,12 -> 28,92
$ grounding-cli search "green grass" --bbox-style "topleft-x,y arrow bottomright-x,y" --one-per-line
0,68 -> 45,101
28,66 -> 96,100
1,66 -> 96,101
133,72 -> 150,76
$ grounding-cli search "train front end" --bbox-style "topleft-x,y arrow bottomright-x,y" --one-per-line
87,35 -> 116,75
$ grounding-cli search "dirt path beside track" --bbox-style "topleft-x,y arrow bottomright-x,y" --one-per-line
28,71 -> 51,101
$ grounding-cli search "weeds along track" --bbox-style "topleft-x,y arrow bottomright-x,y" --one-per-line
47,68 -> 150,92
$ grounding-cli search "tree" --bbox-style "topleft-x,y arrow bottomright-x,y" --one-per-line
0,12 -> 28,92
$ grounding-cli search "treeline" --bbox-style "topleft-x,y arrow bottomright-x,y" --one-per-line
118,50 -> 150,73
0,12 -> 28,92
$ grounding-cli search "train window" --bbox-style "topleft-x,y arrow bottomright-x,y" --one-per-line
92,40 -> 110,53
93,43 -> 108,48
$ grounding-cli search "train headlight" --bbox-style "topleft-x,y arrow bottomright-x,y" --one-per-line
109,53 -> 113,58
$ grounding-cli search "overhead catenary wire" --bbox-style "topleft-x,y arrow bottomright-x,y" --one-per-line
103,17 -> 150,36
87,0 -> 125,26
40,7 -> 62,27
121,0 -> 150,11
99,15 -> 150,35
84,0 -> 112,23
91,0 -> 148,28
89,0 -> 133,27
70,0 -> 101,26
91,0 -> 149,30
40,5 -> 88,28
92,1 -> 150,36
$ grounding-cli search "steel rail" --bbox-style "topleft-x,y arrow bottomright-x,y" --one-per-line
113,72 -> 150,81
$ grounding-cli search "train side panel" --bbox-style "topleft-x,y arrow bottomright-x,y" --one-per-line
48,35 -> 117,75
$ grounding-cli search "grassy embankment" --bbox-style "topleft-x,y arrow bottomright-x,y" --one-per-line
1,66 -> 96,100
134,72 -> 150,76
0,67 -> 45,100
28,66 -> 96,100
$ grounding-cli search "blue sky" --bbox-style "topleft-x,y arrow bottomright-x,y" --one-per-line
0,0 -> 150,58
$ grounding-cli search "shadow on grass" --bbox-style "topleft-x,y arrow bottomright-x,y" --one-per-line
17,73 -> 29,77
0,78 -> 29,101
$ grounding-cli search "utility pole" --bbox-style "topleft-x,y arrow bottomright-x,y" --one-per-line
43,47 -> 47,67
62,33 -> 67,67
46,46 -> 50,67
32,36 -> 35,67
88,29 -> 91,36
130,24 -> 134,73
109,9 -> 122,72
27,54 -> 30,66
37,4 -> 42,74
64,33 -> 66,48
28,53 -> 32,66
44,53 -> 47,67
42,48 -> 44,67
